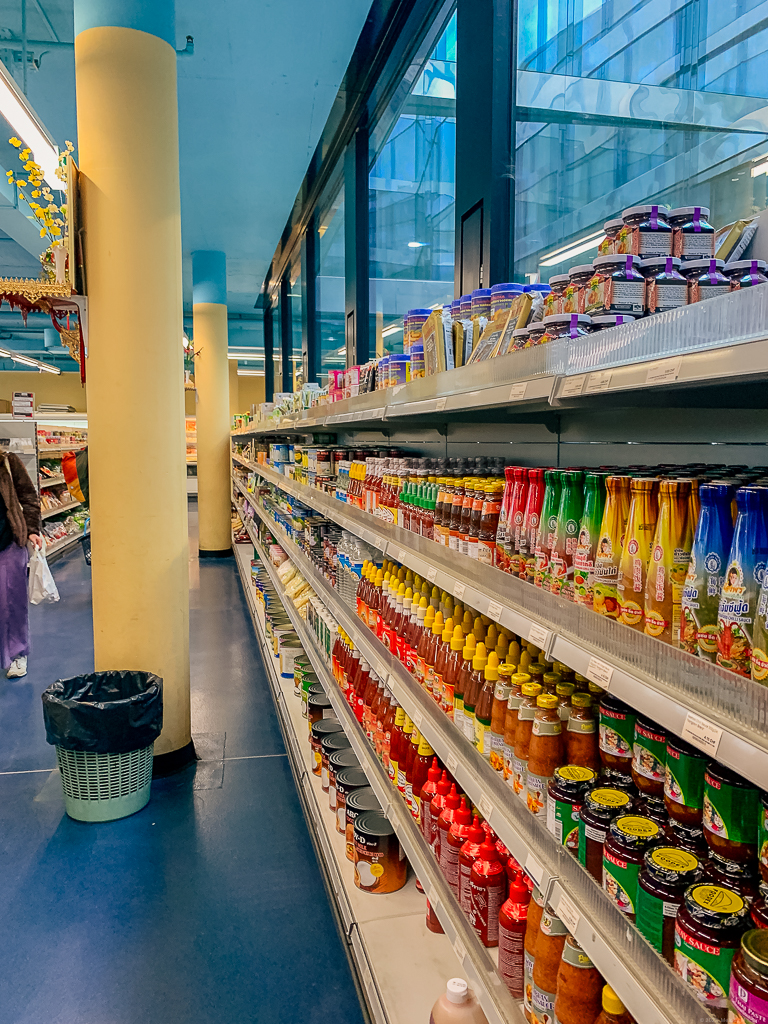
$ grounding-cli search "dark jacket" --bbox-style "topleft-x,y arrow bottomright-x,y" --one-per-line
0,452 -> 41,548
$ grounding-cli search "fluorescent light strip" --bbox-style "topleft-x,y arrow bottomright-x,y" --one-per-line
751,160 -> 768,178
539,230 -> 605,268
381,325 -> 402,338
237,369 -> 265,376
0,60 -> 59,184
0,345 -> 61,373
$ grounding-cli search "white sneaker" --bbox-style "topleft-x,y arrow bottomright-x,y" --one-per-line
6,656 -> 27,678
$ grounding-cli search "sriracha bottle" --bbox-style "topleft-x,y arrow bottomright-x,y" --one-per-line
409,734 -> 435,823
459,815 -> 486,915
418,757 -> 442,841
429,773 -> 453,859
498,870 -> 531,998
469,838 -> 506,947
437,785 -> 462,876
442,797 -> 473,898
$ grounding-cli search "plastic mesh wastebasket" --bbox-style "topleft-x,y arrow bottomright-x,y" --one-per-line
55,744 -> 154,822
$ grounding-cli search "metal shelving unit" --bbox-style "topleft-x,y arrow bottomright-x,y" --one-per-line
41,500 -> 82,520
46,528 -> 84,562
234,482 -> 715,1024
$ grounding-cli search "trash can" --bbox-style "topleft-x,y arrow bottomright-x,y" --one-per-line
41,671 -> 163,822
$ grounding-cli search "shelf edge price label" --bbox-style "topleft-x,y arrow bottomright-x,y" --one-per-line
453,581 -> 466,600
427,566 -> 438,583
586,656 -> 614,690
446,751 -> 459,775
528,623 -> 550,650
487,599 -> 503,621
645,356 -> 682,386
434,396 -> 447,412
586,370 -> 612,393
397,548 -> 407,564
427,883 -> 439,906
509,381 -> 528,402
478,794 -> 493,822
411,709 -> 423,731
452,937 -> 467,964
561,374 -> 586,398
681,711 -> 723,756
525,853 -> 543,886
557,894 -> 581,935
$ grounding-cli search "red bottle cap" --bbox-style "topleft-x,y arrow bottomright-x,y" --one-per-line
427,757 -> 441,783
453,796 -> 471,827
445,784 -> 461,811
467,815 -> 485,845
477,838 -> 499,862
436,771 -> 451,797
507,870 -> 531,906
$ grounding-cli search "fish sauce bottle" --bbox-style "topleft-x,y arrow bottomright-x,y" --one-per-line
680,483 -> 734,660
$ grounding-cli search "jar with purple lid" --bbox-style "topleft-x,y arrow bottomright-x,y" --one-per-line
586,255 -> 645,315
725,260 -> 768,290
643,256 -> 688,314
545,275 -> 569,317
669,207 -> 716,261
406,308 -> 432,350
683,259 -> 730,303
622,205 -> 673,258
410,343 -> 425,378
460,294 -> 472,319
564,265 -> 594,314
450,299 -> 461,320
542,313 -> 592,344
591,314 -> 639,330
511,327 -> 530,352
471,288 -> 492,320
490,283 -> 523,319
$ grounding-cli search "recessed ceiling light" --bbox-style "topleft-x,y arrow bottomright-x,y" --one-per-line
408,241 -> 427,248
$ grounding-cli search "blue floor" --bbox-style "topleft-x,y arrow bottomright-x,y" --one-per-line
0,513 -> 365,1024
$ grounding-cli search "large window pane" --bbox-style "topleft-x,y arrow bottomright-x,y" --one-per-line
316,166 -> 346,384
515,0 -> 768,280
369,12 -> 457,354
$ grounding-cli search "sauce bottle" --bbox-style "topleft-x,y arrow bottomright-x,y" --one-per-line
428,978 -> 489,1024
512,682 -> 543,801
409,734 -> 436,824
462,641 -> 488,745
443,796 -> 473,897
526,693 -> 562,819
498,870 -> 531,998
387,705 -> 406,786
415,606 -> 436,687
574,472 -> 606,609
503,672 -> 530,785
489,659 -> 514,772
439,624 -> 465,720
717,487 -> 768,677
535,470 -> 562,590
460,477 -> 479,556
424,611 -> 446,700
617,477 -> 659,630
431,616 -> 454,709
599,694 -> 636,780
680,483 -> 733,660
395,715 -> 413,795
437,784 -> 462,874
475,651 -> 500,761
553,936 -> 604,1024
523,887 -> 545,1022
594,986 -> 635,1024
448,477 -> 466,552
520,468 -> 546,583
459,814 -> 486,915
405,596 -> 428,676
429,770 -> 452,856
507,467 -> 530,576
549,469 -> 584,599
477,479 -> 505,565
403,724 -> 422,810
593,475 -> 631,619
495,466 -> 515,572
455,633 -> 477,729
469,838 -> 506,947
644,479 -> 692,644
531,905 -> 569,1024
417,757 -> 442,842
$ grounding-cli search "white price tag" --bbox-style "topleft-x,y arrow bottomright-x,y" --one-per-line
561,374 -> 586,398
397,549 -> 407,564
529,623 -> 550,650
557,894 -> 581,935
478,794 -> 493,821
453,581 -> 466,600
427,883 -> 438,905
487,600 -> 503,621
453,937 -> 467,964
586,656 -> 614,689
353,411 -> 364,422
427,566 -> 438,583
509,382 -> 528,402
392,384 -> 406,396
435,396 -> 447,412
412,710 -> 423,731
681,711 -> 723,756
645,356 -> 682,386
446,752 -> 459,775
586,370 -> 613,393
525,854 -> 543,886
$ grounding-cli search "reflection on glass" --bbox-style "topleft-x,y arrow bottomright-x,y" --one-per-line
290,256 -> 303,386
316,168 -> 345,384
515,0 -> 768,280
369,12 -> 457,355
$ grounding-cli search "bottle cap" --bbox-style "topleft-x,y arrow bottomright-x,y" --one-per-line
602,986 -> 625,1016
435,771 -> 451,797
522,682 -> 543,697
419,596 -> 428,610
450,625 -> 465,651
446,979 -> 469,1005
404,587 -> 413,600
485,650 -> 500,681
442,617 -> 454,642
431,610 -> 444,635
444,784 -> 461,811
537,693 -> 558,709
496,634 -> 510,658
511,672 -> 531,686
466,814 -> 485,846
472,641 -> 488,671
427,757 -> 441,783
463,634 -> 477,659
478,838 -> 499,862
453,796 -> 472,828
507,870 -> 531,906
486,623 -> 498,646
473,617 -> 486,642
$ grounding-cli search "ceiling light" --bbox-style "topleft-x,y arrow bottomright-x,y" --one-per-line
0,61 -> 59,185
237,369 -> 265,376
336,346 -> 345,355
0,345 -> 61,373
539,230 -> 605,267
751,160 -> 768,178
381,325 -> 402,338
408,241 -> 427,248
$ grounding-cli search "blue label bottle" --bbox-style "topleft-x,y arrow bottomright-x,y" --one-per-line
680,484 -> 734,661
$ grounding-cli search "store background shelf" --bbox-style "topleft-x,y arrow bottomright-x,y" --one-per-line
46,528 -> 84,562
235,482 -> 714,1024
39,475 -> 66,487
41,500 -> 82,520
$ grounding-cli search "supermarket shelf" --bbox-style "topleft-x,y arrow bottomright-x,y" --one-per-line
41,500 -> 82,520
232,536 -> 511,1024
38,445 -> 87,456
46,528 -> 84,562
237,458 -> 768,791
238,488 -> 711,1024
39,475 -> 65,487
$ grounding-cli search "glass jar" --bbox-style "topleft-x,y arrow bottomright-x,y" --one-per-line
590,314 -> 639,330
635,794 -> 669,828
564,265 -> 594,314
511,327 -> 530,351
578,786 -> 633,882
730,930 -> 768,1024
726,259 -> 768,290
631,716 -> 666,797
664,818 -> 709,857
643,256 -> 688,314
541,313 -> 592,344
675,883 -> 751,1021
598,694 -> 636,777
525,322 -> 548,347
636,846 -> 703,964
622,204 -> 673,257
586,255 -> 645,315
665,735 -> 707,825
598,218 -> 625,257
705,851 -> 762,904
703,761 -> 759,862
683,258 -> 730,303
602,814 -> 662,921
547,765 -> 597,853
546,275 -> 569,316
566,693 -> 599,771
491,282 -> 523,319
669,206 -> 716,261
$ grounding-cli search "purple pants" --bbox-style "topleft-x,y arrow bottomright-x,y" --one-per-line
0,542 -> 29,669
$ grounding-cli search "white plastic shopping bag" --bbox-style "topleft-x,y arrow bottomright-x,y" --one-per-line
28,540 -> 60,605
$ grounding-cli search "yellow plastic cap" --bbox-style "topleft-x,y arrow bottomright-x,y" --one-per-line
537,693 -> 558,709
602,986 -> 625,1016
521,682 -> 543,697
397,582 -> 406,597
404,587 -> 413,600
472,641 -> 488,671
496,634 -> 509,658
462,610 -> 473,632
463,634 -> 477,659
473,617 -> 485,642
442,617 -> 454,642
451,625 -> 465,651
486,623 -> 498,644
485,650 -> 500,681
431,611 -> 444,635
405,569 -> 413,584
556,682 -> 574,697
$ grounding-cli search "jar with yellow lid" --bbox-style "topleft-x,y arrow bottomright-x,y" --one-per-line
579,786 -> 633,881
526,693 -> 563,818
547,765 -> 597,852
602,814 -> 661,921
636,845 -> 702,963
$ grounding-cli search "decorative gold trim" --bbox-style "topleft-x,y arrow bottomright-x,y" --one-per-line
0,277 -> 73,301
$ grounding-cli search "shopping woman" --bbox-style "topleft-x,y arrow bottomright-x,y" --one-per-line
0,452 -> 42,678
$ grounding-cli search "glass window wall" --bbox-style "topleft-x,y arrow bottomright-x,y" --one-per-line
316,164 -> 346,384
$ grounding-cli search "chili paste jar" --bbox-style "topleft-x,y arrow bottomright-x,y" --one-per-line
564,266 -> 594,314
590,314 -> 638,331
668,206 -> 716,261
526,322 -> 548,348
704,852 -> 762,904
602,814 -> 661,921
622,204 -> 673,258
683,258 -> 730,304
644,256 -> 688,314
552,936 -> 603,1024
586,255 -> 645,315
598,695 -> 636,778
725,259 -> 768,290
665,735 -> 707,825
674,883 -> 751,1021
760,792 -> 768,884
541,313 -> 592,344
636,846 -> 703,964
578,786 -> 633,882
598,218 -> 625,256
703,761 -> 759,863
631,716 -> 666,797
730,929 -> 768,1024
664,818 -> 708,857
546,766 -> 597,853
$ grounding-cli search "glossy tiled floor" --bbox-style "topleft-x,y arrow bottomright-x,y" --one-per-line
0,511 -> 365,1024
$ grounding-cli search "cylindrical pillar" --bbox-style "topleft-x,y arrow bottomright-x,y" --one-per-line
192,251 -> 232,557
75,0 -> 192,764
229,359 -> 239,419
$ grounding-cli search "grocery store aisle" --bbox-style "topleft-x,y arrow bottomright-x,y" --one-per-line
0,511 -> 365,1024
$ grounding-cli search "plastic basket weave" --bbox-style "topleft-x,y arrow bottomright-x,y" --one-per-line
55,743 -> 154,822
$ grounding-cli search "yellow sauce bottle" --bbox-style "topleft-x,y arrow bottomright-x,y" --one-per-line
644,479 -> 692,644
617,478 -> 659,630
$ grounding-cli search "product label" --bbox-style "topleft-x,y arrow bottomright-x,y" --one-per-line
579,819 -> 607,866
760,802 -> 768,880
474,718 -> 492,760
498,920 -> 525,996
531,984 -> 556,1024
681,233 -> 716,258
650,282 -> 688,312
636,230 -> 673,257
599,705 -> 635,759
547,795 -> 582,851
489,731 -> 506,773
632,723 -> 667,783
675,919 -> 736,1010
532,718 -> 562,737
730,975 -> 768,1024
561,940 -> 595,968
526,771 -> 551,817
703,774 -> 760,845
523,949 -> 535,1017
665,745 -> 706,810
512,755 -> 527,798
603,849 -> 640,915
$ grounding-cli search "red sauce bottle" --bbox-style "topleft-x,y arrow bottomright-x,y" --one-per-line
459,815 -> 487,915
470,838 -> 506,947
403,725 -> 421,809
426,899 -> 444,934
388,706 -> 406,786
429,772 -> 452,856
418,757 -> 442,841
353,661 -> 371,724
442,796 -> 473,897
409,734 -> 436,824
499,870 -> 531,998
436,783 -> 461,865
395,715 -> 414,795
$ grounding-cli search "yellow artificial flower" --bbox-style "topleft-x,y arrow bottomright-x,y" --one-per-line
39,227 -> 45,237
9,137 -> 21,147
51,226 -> 61,236
16,179 -> 26,187
31,190 -> 40,197
65,141 -> 74,152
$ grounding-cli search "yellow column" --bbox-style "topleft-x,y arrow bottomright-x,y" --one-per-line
229,358 -> 239,418
75,7 -> 191,764
193,251 -> 232,557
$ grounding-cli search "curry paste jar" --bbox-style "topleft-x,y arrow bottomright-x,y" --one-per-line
674,883 -> 751,1021
578,786 -> 633,881
730,929 -> 768,1024
546,765 -> 597,853
353,809 -> 407,893
334,766 -> 368,835
586,255 -> 645,315
683,258 -> 730,303
345,786 -> 381,860
636,846 -> 703,964
703,761 -> 759,863
602,814 -> 661,920
541,313 -> 592,345
664,818 -> 708,857
631,716 -> 667,797
320,732 -> 352,792
622,204 -> 673,257
598,694 -> 636,778
644,256 -> 688,314
726,259 -> 768,290
598,218 -> 625,256
665,735 -> 707,825
705,851 -> 761,904
310,719 -> 344,775
564,265 -> 594,313
328,748 -> 360,812
669,206 -> 716,260
526,322 -> 548,347
546,275 -> 569,316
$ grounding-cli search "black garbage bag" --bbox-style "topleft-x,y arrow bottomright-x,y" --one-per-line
42,671 -> 163,754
